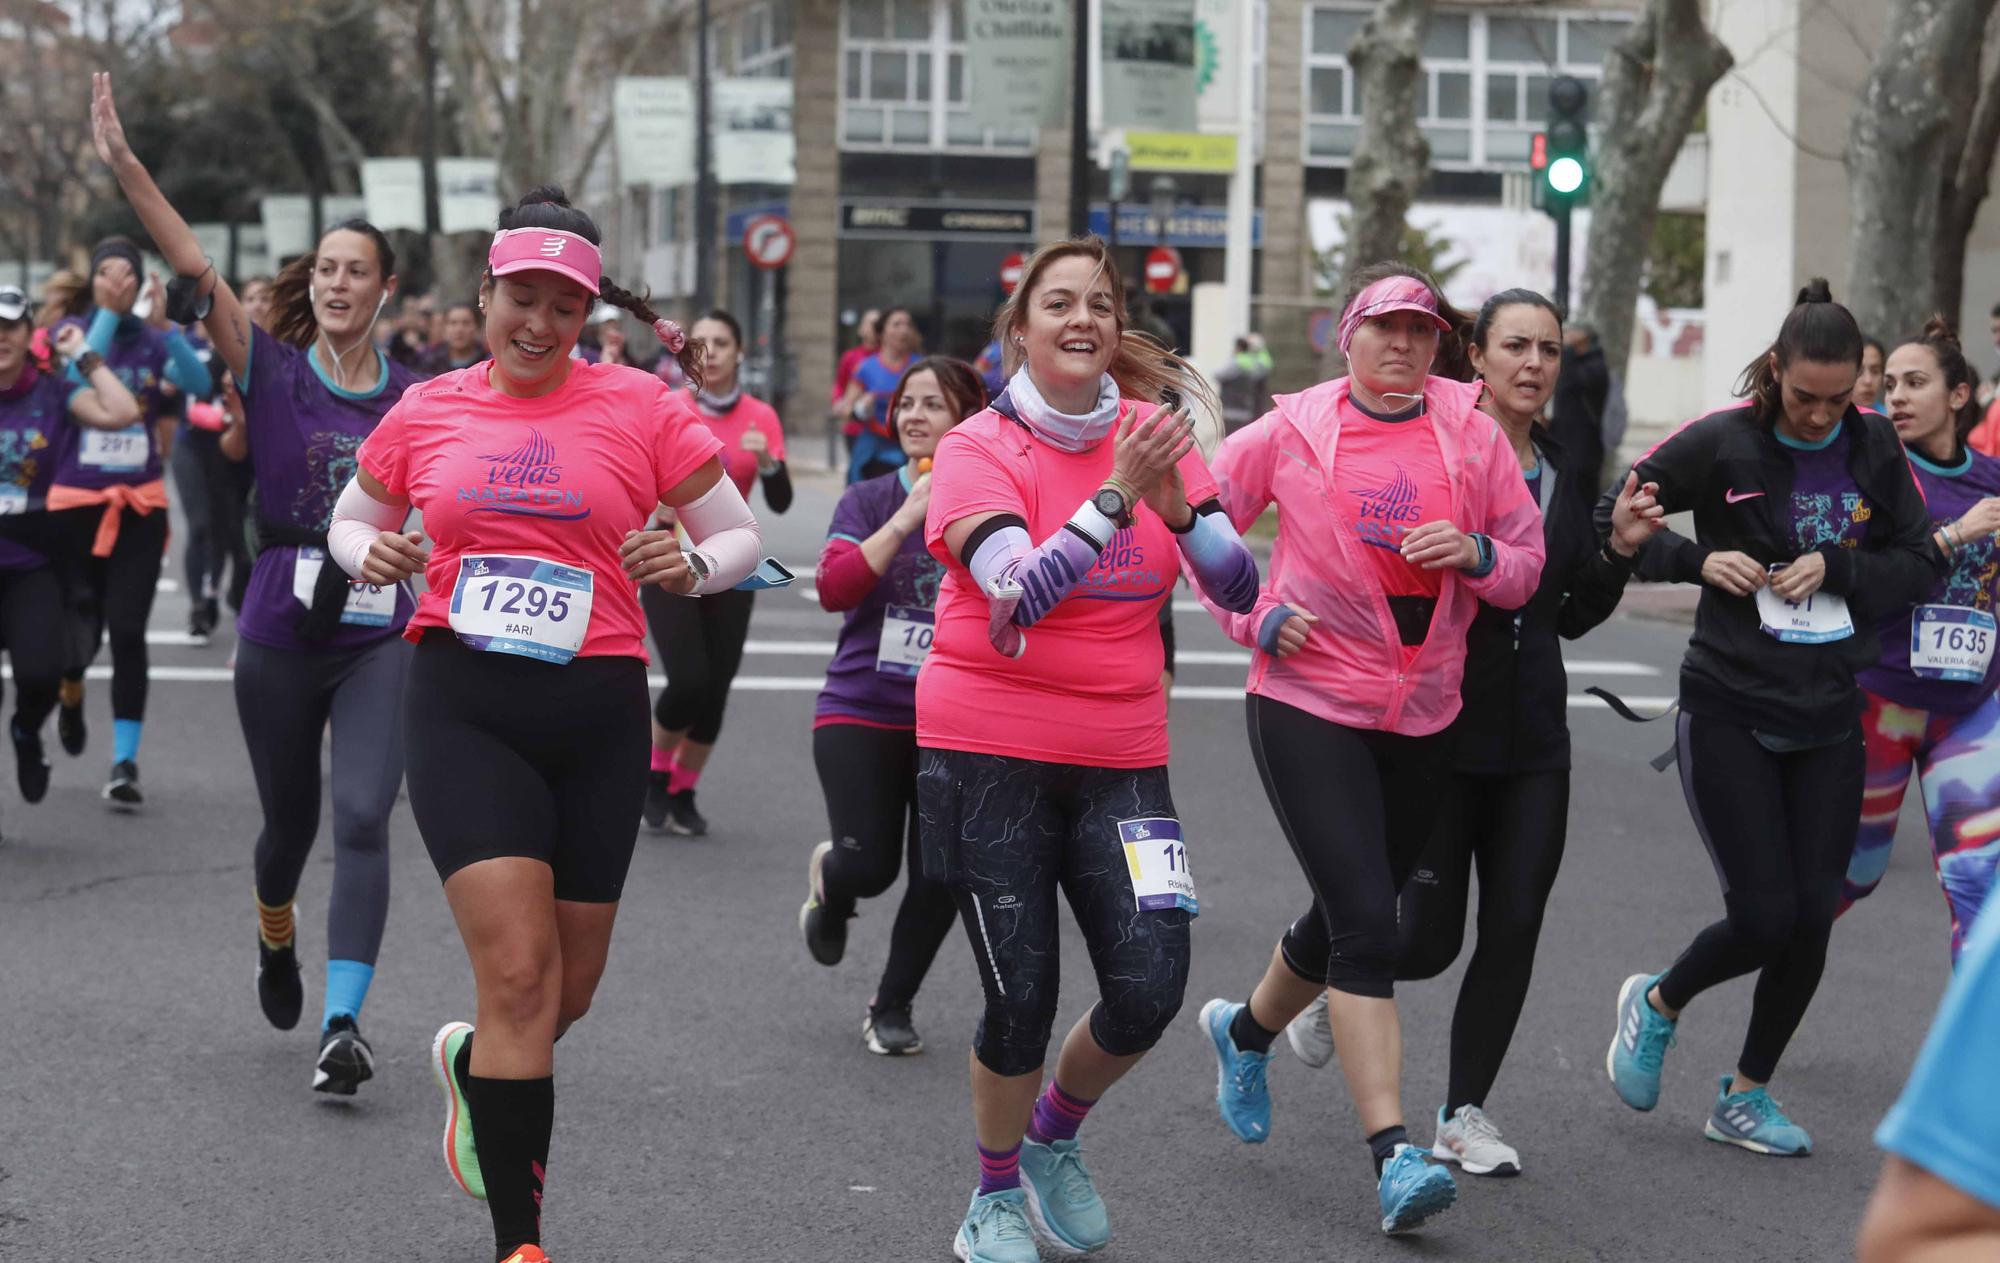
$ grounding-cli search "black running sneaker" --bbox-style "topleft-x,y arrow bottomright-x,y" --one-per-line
103,760 -> 141,807
641,770 -> 671,829
864,1004 -> 923,1056
186,605 -> 212,646
314,1016 -> 376,1096
666,788 -> 708,836
799,841 -> 849,966
258,939 -> 303,1031
57,699 -> 85,757
12,719 -> 49,804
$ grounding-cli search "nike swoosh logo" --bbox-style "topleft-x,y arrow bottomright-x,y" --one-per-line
1725,489 -> 1765,504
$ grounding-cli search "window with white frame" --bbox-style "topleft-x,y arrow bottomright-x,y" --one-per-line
738,0 -> 795,78
1304,5 -> 1632,169
840,0 -> 1035,152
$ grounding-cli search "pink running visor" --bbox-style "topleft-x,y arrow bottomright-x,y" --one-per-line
1337,275 -> 1452,356
488,228 -> 602,295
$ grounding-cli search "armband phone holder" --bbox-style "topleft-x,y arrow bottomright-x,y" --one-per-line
733,557 -> 795,591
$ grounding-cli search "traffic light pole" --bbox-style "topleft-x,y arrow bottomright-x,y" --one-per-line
1554,206 -> 1572,313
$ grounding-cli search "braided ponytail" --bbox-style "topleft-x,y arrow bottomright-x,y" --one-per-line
598,277 -> 703,391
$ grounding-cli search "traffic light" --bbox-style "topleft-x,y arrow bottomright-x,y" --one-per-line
1541,75 -> 1590,212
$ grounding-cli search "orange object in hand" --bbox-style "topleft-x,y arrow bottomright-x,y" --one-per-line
917,458 -> 933,475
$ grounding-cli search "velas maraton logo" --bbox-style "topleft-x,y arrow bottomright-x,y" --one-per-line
457,428 -> 591,521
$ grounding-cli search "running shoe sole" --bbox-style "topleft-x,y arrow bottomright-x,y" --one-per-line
862,1014 -> 922,1056
313,1036 -> 375,1096
430,1022 -> 486,1200
1702,1121 -> 1811,1157
1019,1175 -> 1103,1256
1382,1173 -> 1457,1234
1605,971 -> 1653,1110
799,841 -> 846,966
1431,1143 -> 1520,1177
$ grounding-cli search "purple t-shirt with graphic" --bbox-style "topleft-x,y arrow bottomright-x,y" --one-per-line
235,327 -> 420,653
0,367 -> 70,572
1784,424 -> 1872,552
1860,446 -> 2000,713
815,467 -> 944,727
50,317 -> 176,490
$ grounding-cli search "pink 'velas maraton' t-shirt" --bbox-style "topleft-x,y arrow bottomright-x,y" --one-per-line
918,404 -> 1219,768
1332,395 -> 1451,600
358,360 -> 723,660
697,394 -> 788,498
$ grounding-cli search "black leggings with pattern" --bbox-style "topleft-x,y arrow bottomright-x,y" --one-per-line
917,747 -> 1192,1077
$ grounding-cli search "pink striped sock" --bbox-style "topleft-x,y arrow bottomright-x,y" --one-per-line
977,1142 -> 1021,1195
666,762 -> 702,796
649,746 -> 674,773
1026,1081 -> 1096,1145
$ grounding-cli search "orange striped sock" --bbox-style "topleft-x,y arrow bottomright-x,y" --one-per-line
257,895 -> 295,951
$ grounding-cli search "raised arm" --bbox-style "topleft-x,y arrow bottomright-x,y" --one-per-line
90,72 -> 250,383
54,324 -> 143,430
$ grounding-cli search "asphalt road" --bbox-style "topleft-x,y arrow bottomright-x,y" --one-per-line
0,469 -> 1958,1262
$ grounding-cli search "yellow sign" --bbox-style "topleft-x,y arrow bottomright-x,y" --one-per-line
1126,132 -> 1238,174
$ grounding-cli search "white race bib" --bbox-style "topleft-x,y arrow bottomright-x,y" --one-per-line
876,605 -> 934,677
1755,586 -> 1853,644
79,425 -> 148,473
447,553 -> 594,665
1119,817 -> 1197,915
1910,605 -> 1996,682
292,547 -> 397,627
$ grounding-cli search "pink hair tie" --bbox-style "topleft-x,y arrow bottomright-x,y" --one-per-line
653,319 -> 686,354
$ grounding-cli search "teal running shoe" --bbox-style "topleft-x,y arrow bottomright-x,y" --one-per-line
1378,1144 -> 1457,1234
1199,998 -> 1272,1143
1704,1076 -> 1813,1156
1605,972 -> 1676,1111
1020,1137 -> 1110,1254
952,1188 -> 1039,1263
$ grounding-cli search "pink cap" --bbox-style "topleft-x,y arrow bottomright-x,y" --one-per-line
489,228 -> 602,295
1336,274 -> 1451,356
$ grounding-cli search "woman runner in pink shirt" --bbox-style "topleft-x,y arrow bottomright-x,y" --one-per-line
1192,264 -> 1547,1237
326,186 -> 765,1263
920,238 -> 1261,1263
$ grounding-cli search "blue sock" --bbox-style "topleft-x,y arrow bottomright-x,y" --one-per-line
112,719 -> 142,764
323,959 -> 375,1032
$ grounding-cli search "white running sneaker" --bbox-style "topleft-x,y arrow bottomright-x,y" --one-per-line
1430,1104 -> 1521,1177
1284,991 -> 1335,1068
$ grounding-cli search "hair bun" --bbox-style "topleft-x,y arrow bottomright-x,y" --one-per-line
1797,277 -> 1835,305
1918,312 -> 1962,350
517,184 -> 572,209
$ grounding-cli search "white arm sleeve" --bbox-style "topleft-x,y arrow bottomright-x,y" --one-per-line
675,475 -> 763,594
327,478 -> 411,579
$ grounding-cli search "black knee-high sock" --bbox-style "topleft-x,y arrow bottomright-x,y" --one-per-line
464,1073 -> 554,1260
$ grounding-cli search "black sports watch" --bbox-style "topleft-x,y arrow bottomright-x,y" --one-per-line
1092,484 -> 1133,530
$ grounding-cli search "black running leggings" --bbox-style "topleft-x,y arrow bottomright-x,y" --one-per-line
813,723 -> 959,1011
1656,711 -> 1864,1084
1246,695 -> 1454,999
54,505 -> 165,722
0,565 -> 64,733
170,426 -> 247,603
644,585 -> 753,744
1397,769 -> 1570,1112
917,748 -> 1191,1077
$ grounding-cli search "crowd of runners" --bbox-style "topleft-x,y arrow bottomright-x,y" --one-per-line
5,71 -> 1998,1263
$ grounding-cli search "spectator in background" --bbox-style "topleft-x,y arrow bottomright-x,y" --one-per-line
1857,903 -> 2000,1261
418,302 -> 484,376
239,275 -> 276,332
1126,284 -> 1178,350
833,308 -> 882,456
973,333 -> 1006,399
1855,335 -> 1887,414
1215,333 -> 1273,435
384,294 -> 434,370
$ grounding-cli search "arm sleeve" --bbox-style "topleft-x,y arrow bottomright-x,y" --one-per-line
1816,434 -> 1946,612
677,474 -> 764,594
59,312 -> 120,388
161,329 -> 212,399
1461,421 -> 1546,610
328,478 -> 412,578
1595,416 -> 1717,584
816,537 -> 880,612
1187,415 -> 1292,650
966,505 -> 1119,630
1176,503 -> 1260,613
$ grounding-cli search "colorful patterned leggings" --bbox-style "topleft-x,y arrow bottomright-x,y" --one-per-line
1842,688 -> 2000,962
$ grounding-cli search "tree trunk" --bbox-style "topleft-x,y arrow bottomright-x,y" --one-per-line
1321,0 -> 1431,379
1575,0 -> 1731,381
1932,27 -> 2000,329
1848,0 -> 1999,345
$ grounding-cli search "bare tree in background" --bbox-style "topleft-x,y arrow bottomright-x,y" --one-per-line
1574,0 -> 1730,380
1933,11 -> 2000,328
1321,0 -> 1431,377
1849,0 -> 2000,343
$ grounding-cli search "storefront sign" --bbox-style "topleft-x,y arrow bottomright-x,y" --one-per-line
1101,0 -> 1197,132
1125,132 -> 1237,173
614,77 -> 695,189
966,0 -> 1068,130
839,202 -> 1036,239
614,77 -> 794,188
360,158 -> 501,235
1088,204 -> 1263,248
